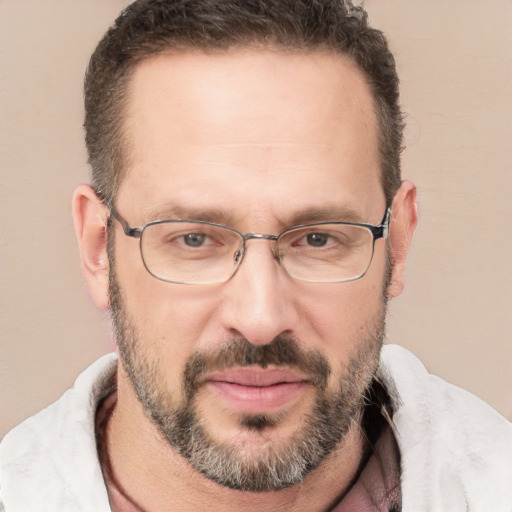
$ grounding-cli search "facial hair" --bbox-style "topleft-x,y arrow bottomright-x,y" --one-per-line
108,259 -> 386,492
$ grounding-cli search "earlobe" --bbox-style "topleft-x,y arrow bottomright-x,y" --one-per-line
387,180 -> 417,299
72,185 -> 110,310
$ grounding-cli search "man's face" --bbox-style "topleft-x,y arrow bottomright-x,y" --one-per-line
110,49 -> 389,491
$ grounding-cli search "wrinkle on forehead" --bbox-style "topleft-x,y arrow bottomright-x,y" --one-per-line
189,142 -> 327,148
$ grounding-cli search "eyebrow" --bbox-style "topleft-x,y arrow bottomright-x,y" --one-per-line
142,205 -> 238,226
287,205 -> 366,226
142,203 -> 366,228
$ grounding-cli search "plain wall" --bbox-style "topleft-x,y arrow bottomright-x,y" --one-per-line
1,0 -> 511,438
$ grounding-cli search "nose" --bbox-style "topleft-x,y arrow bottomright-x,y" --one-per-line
219,240 -> 299,346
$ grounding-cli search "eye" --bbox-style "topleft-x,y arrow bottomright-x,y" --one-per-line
292,231 -> 339,249
285,227 -> 353,252
182,232 -> 209,247
161,228 -> 219,250
305,233 -> 330,247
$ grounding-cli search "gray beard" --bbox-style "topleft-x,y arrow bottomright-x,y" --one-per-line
109,266 -> 386,492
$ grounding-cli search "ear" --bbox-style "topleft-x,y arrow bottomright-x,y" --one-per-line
72,185 -> 110,310
387,180 -> 417,299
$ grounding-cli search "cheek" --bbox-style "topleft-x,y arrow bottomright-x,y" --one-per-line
116,252 -> 224,385
297,266 -> 386,370
301,279 -> 383,338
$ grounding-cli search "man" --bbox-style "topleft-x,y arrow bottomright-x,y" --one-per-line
0,0 -> 510,510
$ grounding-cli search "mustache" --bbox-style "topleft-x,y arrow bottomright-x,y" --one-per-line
182,336 -> 331,400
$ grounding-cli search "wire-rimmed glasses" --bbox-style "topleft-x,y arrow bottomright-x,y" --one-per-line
109,208 -> 390,284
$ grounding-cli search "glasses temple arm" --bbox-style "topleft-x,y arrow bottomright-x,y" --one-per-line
109,207 -> 143,238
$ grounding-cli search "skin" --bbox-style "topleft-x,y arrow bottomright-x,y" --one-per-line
73,49 -> 417,511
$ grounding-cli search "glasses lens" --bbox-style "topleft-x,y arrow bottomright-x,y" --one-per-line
140,222 -> 243,284
278,224 -> 375,282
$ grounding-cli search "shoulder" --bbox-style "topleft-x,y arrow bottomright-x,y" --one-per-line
0,353 -> 117,512
379,344 -> 511,441
379,345 -> 512,511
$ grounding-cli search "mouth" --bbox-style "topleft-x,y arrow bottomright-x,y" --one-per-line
203,367 -> 312,415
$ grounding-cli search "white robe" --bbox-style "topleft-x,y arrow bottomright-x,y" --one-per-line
1,345 -> 510,511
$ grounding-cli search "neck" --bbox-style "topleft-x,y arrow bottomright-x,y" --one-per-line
103,368 -> 367,512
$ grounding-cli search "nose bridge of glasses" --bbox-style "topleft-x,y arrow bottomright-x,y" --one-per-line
234,232 -> 280,264
243,233 -> 279,242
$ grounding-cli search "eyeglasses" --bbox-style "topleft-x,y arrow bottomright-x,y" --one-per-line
109,208 -> 390,285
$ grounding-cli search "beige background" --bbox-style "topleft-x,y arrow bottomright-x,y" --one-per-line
1,1 -> 511,439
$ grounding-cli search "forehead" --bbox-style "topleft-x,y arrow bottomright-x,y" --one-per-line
119,49 -> 383,225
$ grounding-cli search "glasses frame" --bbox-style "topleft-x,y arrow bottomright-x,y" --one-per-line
109,207 -> 390,284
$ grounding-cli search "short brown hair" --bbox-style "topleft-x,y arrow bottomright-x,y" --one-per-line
84,0 -> 404,208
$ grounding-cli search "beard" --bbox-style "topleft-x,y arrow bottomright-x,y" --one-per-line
108,260 -> 386,492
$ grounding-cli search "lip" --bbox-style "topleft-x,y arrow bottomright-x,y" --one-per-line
203,367 -> 311,415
